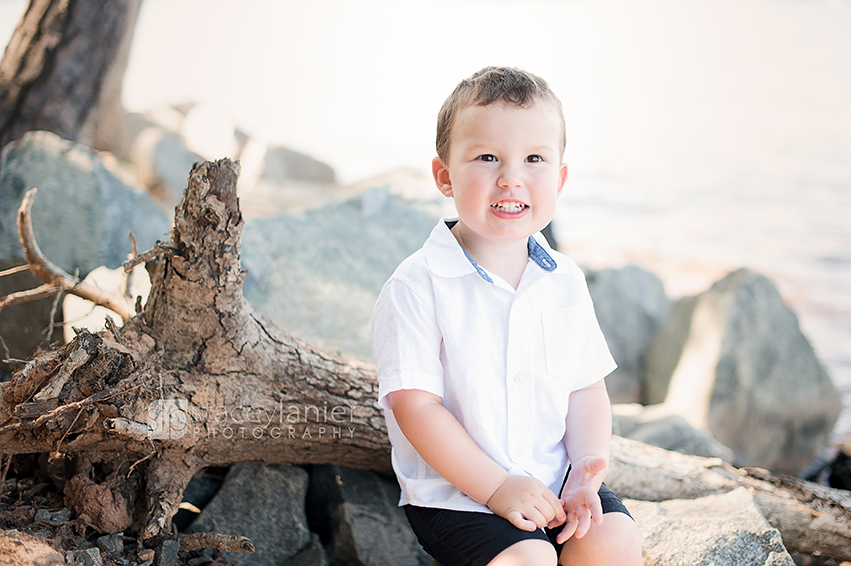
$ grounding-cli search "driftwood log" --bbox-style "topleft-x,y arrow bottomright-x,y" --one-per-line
608,436 -> 851,562
0,159 -> 389,543
0,158 -> 849,561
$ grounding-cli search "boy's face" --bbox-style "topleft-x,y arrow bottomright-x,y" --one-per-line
432,101 -> 567,252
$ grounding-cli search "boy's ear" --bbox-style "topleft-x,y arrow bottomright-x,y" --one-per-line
432,157 -> 453,197
556,163 -> 568,196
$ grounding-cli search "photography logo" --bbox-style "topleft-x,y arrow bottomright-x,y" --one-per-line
147,399 -> 191,440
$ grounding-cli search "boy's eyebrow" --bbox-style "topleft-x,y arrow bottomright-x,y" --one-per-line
461,142 -> 558,153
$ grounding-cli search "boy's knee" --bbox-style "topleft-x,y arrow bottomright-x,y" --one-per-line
559,512 -> 642,566
488,539 -> 558,566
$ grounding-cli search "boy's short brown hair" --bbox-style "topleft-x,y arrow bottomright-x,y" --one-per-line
435,66 -> 566,162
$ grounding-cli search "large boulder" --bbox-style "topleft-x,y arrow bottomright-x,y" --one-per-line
643,269 -> 841,473
0,131 -> 170,369
238,138 -> 336,189
130,126 -> 204,210
585,265 -> 671,403
0,131 -> 170,275
188,463 -> 317,566
241,186 -> 441,362
627,488 -> 795,566
613,405 -> 734,461
306,465 -> 431,566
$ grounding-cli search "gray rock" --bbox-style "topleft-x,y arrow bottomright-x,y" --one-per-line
0,131 -> 170,275
120,112 -> 159,161
282,533 -> 330,566
627,487 -> 795,566
613,408 -> 734,461
130,125 -> 204,210
184,471 -> 222,507
188,463 -> 312,566
172,471 -> 222,531
96,532 -> 124,555
643,269 -> 842,473
51,507 -> 74,522
75,548 -> 103,566
306,465 -> 431,566
643,295 -> 699,405
34,508 -> 51,521
255,143 -> 336,184
241,187 -> 441,362
155,539 -> 180,566
585,265 -> 671,404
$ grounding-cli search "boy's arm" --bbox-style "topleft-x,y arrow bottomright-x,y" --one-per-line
557,378 -> 612,543
564,378 -> 612,463
387,388 -> 566,531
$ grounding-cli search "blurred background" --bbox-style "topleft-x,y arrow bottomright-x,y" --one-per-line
1,0 -> 848,438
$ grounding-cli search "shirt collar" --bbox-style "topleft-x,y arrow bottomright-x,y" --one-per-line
423,219 -> 558,283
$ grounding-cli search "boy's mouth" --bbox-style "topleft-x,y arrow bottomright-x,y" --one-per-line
491,201 -> 528,213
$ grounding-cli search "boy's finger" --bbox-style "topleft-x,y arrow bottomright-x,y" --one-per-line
505,510 -> 538,532
586,492 -> 604,524
525,506 -> 549,529
534,501 -> 556,525
547,514 -> 566,529
573,506 -> 592,539
544,491 -> 567,523
583,456 -> 608,477
556,513 -> 578,544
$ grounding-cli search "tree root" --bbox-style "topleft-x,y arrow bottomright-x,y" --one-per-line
0,188 -> 133,320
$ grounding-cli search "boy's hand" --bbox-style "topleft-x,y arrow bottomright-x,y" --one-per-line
555,456 -> 608,543
487,474 -> 566,532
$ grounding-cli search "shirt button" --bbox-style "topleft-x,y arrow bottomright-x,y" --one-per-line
514,373 -> 527,384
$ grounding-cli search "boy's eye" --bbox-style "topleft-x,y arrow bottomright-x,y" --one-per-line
526,155 -> 543,163
477,154 -> 497,162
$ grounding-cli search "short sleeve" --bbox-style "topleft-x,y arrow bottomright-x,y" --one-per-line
542,265 -> 617,392
372,278 -> 445,410
573,298 -> 617,391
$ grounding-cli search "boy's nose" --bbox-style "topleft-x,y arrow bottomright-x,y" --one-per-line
497,164 -> 523,189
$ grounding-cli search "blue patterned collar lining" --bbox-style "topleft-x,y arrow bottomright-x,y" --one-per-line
450,224 -> 558,284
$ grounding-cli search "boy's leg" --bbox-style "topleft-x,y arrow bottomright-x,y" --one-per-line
546,480 -> 642,566
405,506 -> 556,566
558,511 -> 642,566
488,539 -> 557,566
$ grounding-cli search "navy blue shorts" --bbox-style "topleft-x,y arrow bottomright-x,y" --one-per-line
404,482 -> 631,566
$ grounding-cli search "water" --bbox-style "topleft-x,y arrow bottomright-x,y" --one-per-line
1,0 -> 849,439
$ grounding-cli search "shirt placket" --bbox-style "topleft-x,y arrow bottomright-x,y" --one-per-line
505,293 -> 534,466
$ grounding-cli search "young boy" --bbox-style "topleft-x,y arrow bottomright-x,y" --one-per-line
372,67 -> 642,566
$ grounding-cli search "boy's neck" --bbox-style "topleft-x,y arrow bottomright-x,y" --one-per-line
450,222 -> 529,290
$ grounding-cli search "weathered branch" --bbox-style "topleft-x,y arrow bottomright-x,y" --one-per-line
0,282 -> 61,311
607,436 -> 851,563
122,240 -> 177,273
4,188 -> 133,321
0,265 -> 30,277
177,532 -> 254,553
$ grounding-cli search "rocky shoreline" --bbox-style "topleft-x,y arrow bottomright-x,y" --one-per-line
1,104 -> 849,565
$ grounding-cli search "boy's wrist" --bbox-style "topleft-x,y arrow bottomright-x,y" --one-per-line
474,470 -> 510,506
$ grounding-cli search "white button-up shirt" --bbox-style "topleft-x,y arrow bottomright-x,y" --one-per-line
372,219 -> 616,512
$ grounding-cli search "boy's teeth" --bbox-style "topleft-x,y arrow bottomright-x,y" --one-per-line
492,202 -> 527,213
